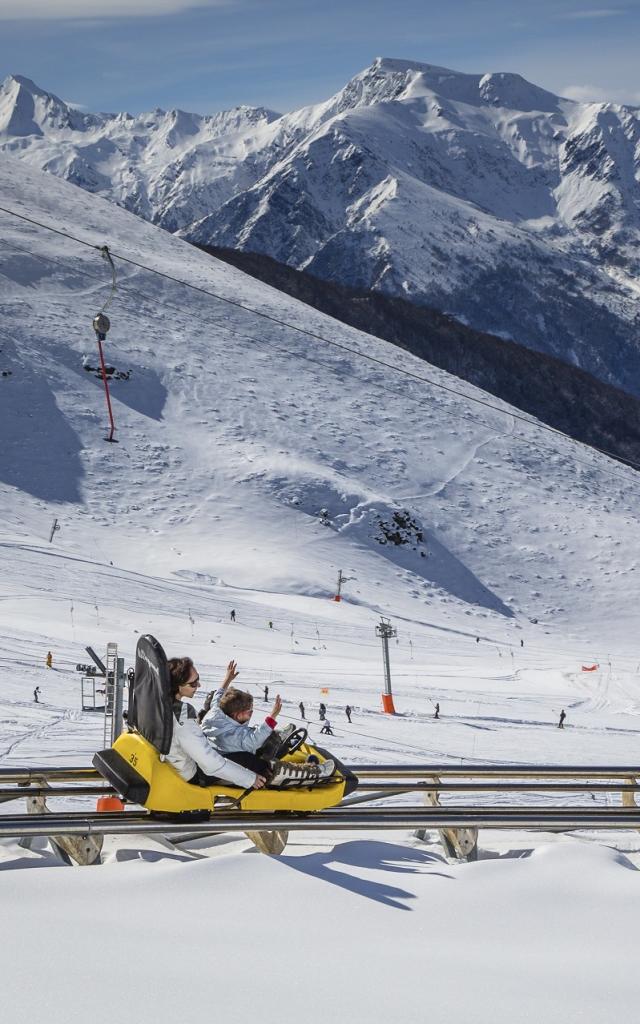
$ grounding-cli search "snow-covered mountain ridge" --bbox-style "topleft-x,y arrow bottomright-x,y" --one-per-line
1,59 -> 640,396
0,73 -> 280,230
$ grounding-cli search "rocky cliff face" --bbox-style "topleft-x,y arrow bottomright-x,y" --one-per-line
1,59 -> 639,395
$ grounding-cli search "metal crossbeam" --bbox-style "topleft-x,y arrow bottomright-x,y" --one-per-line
2,763 -> 640,782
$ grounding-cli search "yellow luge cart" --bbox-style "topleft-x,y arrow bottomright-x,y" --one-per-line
94,635 -> 356,821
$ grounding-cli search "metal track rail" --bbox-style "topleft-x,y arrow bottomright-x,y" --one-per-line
2,806 -> 640,839
349,764 -> 640,778
2,780 -> 639,802
2,763 -> 640,783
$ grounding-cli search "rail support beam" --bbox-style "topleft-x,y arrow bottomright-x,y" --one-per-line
414,777 -> 479,862
621,777 -> 639,818
26,787 -> 103,866
245,830 -> 289,855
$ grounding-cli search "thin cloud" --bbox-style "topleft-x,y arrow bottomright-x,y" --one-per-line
0,0 -> 232,18
557,8 -> 626,19
563,82 -> 640,104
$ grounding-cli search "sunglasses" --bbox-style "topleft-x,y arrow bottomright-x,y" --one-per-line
185,675 -> 200,687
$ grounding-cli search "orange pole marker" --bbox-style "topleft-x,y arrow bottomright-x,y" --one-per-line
381,693 -> 396,714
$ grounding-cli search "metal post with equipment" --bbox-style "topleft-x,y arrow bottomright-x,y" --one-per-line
77,647 -> 106,712
92,312 -> 117,443
333,568 -> 356,602
92,244 -> 119,444
80,673 -> 99,712
103,643 -> 125,747
376,616 -> 397,713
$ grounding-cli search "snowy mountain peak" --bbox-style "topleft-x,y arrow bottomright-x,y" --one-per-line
1,62 -> 639,397
478,71 -> 562,113
0,73 -> 94,136
327,56 -> 439,114
0,75 -> 46,136
335,58 -> 564,115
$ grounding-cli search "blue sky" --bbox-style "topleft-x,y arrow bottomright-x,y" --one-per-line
0,0 -> 638,114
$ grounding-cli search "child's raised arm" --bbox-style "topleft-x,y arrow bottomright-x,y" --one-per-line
221,660 -> 239,690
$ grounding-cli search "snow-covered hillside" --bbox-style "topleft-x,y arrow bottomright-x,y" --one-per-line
2,58 -> 640,395
3,153 -> 640,1024
1,149 -> 639,653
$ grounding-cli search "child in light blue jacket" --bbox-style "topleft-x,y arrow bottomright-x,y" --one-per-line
201,661 -> 281,758
201,661 -> 334,786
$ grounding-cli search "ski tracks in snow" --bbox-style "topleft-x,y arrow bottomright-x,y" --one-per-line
398,416 -> 515,502
0,703 -> 76,760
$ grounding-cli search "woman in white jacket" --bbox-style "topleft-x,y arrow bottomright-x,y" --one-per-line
166,657 -> 266,790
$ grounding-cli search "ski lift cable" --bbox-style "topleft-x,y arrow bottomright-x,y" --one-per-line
2,232 -> 528,451
2,203 -> 640,481
1,224 -> 541,450
4,218 -> 640,496
7,232 -> 640,502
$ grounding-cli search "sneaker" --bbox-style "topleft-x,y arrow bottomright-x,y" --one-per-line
269,758 -> 335,788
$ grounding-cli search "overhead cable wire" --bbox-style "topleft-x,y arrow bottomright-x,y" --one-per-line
2,202 -> 640,479
6,229 -> 640,501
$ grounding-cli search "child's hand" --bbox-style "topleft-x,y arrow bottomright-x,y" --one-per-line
253,774 -> 267,789
222,660 -> 239,688
270,695 -> 282,718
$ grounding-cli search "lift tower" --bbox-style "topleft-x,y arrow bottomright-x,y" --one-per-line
376,617 -> 397,714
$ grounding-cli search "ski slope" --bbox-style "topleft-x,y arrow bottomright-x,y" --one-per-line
1,153 -> 640,1023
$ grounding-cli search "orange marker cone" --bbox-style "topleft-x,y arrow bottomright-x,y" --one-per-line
96,795 -> 124,812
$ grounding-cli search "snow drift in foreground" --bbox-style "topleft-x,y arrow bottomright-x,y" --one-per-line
1,839 -> 638,1024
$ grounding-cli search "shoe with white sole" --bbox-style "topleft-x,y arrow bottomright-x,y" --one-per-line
269,758 -> 335,788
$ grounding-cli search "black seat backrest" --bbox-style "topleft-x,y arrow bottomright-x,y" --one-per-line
128,634 -> 174,755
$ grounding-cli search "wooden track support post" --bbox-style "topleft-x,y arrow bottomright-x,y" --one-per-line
414,777 -> 479,861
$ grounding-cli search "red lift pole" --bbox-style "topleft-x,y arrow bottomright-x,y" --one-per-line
92,313 -> 117,443
92,245 -> 118,443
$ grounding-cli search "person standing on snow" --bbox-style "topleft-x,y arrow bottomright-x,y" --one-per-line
434,702 -> 440,719
263,684 -> 269,702
345,705 -> 352,723
230,609 -> 236,623
33,687 -> 41,703
558,709 -> 566,729
298,701 -> 306,720
46,651 -> 53,669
